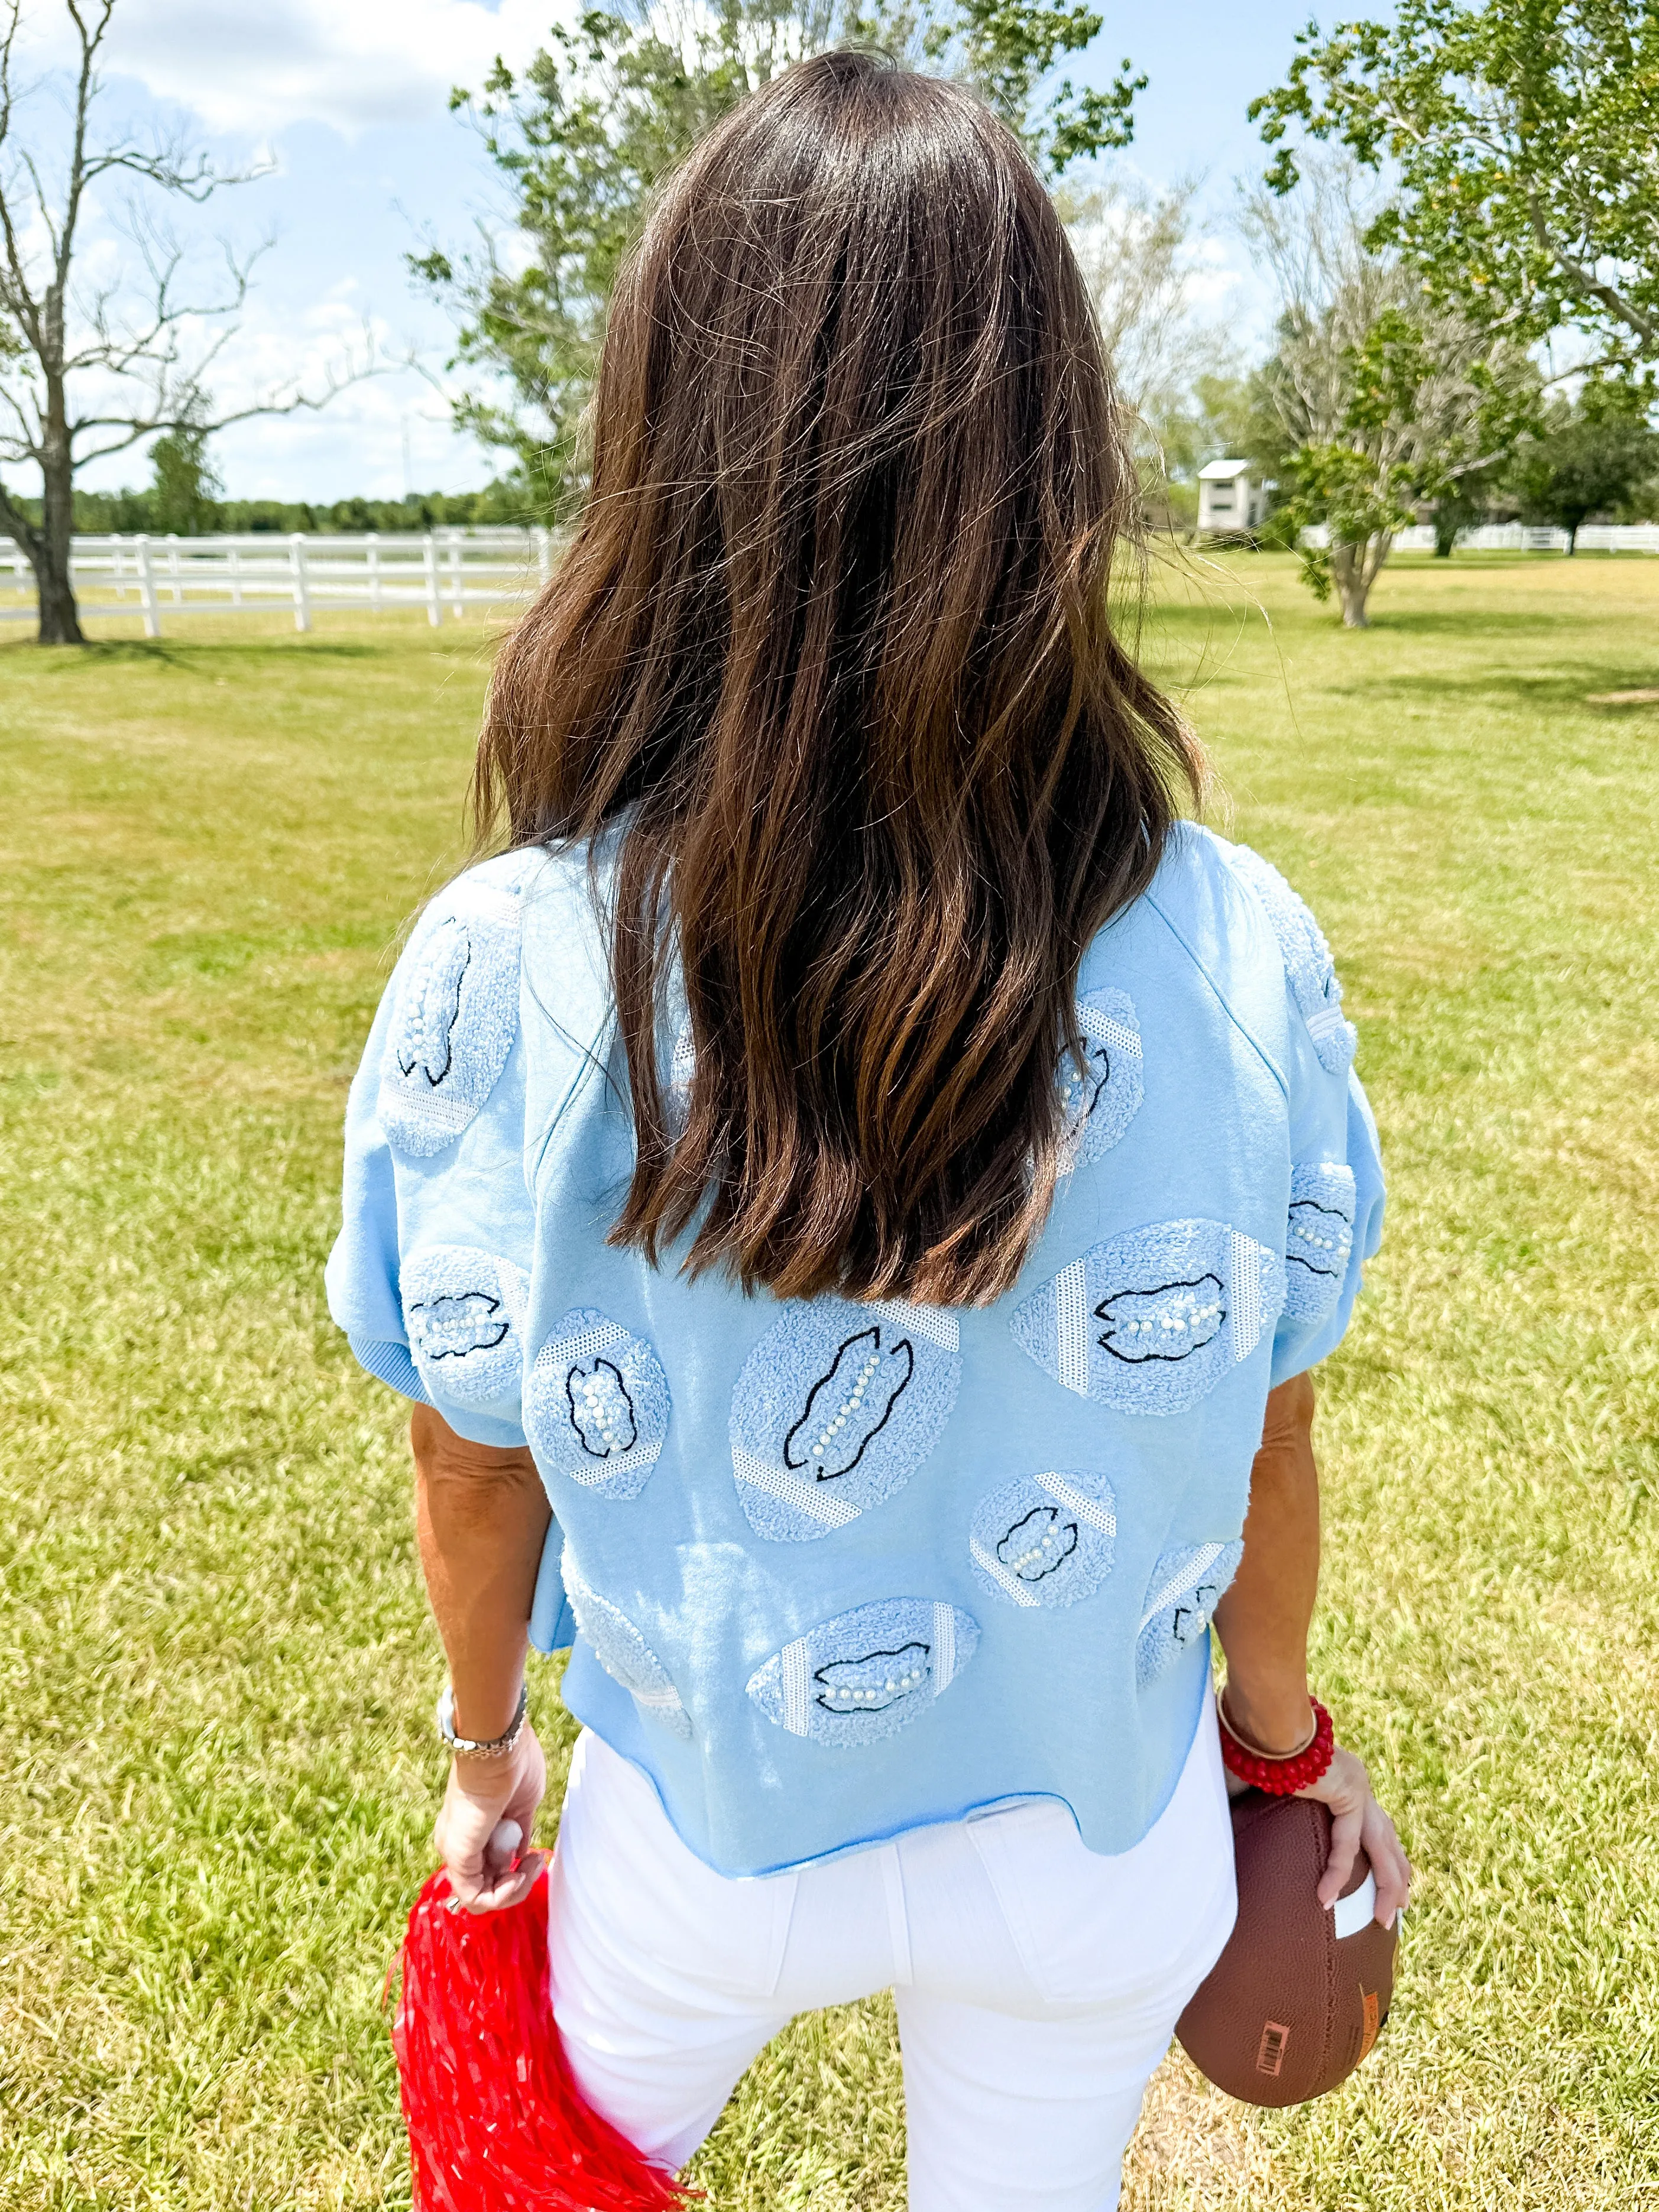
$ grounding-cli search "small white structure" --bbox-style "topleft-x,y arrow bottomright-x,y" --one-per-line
1198,459 -> 1266,534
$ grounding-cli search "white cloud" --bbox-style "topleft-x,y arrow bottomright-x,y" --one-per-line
99,0 -> 562,139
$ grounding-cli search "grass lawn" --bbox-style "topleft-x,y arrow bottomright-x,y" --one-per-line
1,550 -> 1655,2210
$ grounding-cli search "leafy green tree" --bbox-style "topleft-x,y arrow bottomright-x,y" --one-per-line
416,1 -> 1144,513
1508,384 -> 1659,552
147,414 -> 222,536
1250,1 -> 1659,375
1242,161 -> 1539,624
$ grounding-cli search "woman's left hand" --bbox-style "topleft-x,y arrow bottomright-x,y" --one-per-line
434,1722 -> 549,1912
1296,1744 -> 1411,1926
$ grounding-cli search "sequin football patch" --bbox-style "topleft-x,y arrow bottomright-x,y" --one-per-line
563,1555 -> 692,1739
746,1598 -> 980,1749
1284,1162 -> 1357,1327
523,1308 -> 670,1500
969,1469 -> 1117,1610
1059,987 -> 1143,1169
400,1244 -> 529,1411
1009,1218 -> 1286,1416
728,1299 -> 962,1541
378,882 -> 523,1157
1135,1540 -> 1243,1686
1226,843 -> 1356,1076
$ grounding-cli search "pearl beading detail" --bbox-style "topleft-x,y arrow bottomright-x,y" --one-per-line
806,1349 -> 883,1459
820,1665 -> 927,1708
1116,1297 -> 1223,1339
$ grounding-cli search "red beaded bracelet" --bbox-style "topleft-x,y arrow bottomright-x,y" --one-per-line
1218,1694 -> 1335,1795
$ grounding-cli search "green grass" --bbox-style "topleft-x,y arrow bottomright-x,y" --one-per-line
1,554 -> 1655,2210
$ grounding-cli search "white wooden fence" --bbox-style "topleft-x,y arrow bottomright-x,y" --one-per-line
0,528 -> 559,634
7,518 -> 1658,635
1298,521 -> 1659,553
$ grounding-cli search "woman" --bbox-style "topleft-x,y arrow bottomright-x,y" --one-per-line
327,50 -> 1409,2211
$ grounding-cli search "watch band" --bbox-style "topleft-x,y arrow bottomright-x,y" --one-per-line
436,1680 -> 529,1759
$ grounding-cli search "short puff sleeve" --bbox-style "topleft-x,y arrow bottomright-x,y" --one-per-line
323,856 -> 539,1451
1223,844 -> 1385,1386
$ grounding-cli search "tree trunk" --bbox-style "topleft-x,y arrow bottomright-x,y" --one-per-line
37,341 -> 84,644
1330,533 -> 1392,628
32,538 -> 85,643
1564,522 -> 1579,557
1432,502 -> 1459,557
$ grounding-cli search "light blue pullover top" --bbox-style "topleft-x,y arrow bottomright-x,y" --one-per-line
325,822 -> 1383,1876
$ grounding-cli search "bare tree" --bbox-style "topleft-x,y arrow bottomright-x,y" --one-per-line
1062,172 -> 1233,432
0,0 -> 371,643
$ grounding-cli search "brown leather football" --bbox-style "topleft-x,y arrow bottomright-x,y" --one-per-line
1176,1788 -> 1397,2107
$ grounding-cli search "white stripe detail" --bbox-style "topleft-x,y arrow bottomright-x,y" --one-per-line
1078,1009 -> 1143,1058
781,1638 -> 812,1736
1305,1001 -> 1347,1040
931,1602 -> 957,1694
1039,1472 -> 1116,1538
631,1684 -> 686,1714
731,1446 -> 862,1527
563,1438 -> 662,1489
541,1319 -> 627,1367
494,1260 -> 529,1331
1138,1542 -> 1226,1633
449,884 -> 522,932
1332,1871 -> 1378,1939
1054,1260 -> 1091,1396
864,1299 -> 960,1351
970,1534 -> 1042,1607
1229,1233 -> 1263,1360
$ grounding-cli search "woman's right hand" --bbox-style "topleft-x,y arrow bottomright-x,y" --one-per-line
433,1722 -> 550,1912
1296,1743 -> 1412,1926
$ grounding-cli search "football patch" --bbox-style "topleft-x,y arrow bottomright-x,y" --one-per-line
401,1244 -> 528,1410
969,1468 -> 1117,1610
1284,1163 -> 1357,1326
1009,1218 -> 1285,1416
1136,1540 -> 1242,1686
729,1298 -> 961,1540
378,881 -> 523,1157
563,1555 -> 691,1739
746,1597 -> 980,1749
1226,844 -> 1356,1076
1059,987 -> 1143,1169
524,1308 -> 670,1500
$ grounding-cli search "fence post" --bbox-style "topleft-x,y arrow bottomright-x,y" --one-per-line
368,531 -> 381,611
135,535 -> 161,638
229,544 -> 243,607
166,533 -> 183,604
423,533 -> 442,626
448,528 -> 465,617
111,537 -> 127,599
290,534 -> 312,631
536,525 -> 553,585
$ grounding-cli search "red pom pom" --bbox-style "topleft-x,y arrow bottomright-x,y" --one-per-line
391,1863 -> 695,2212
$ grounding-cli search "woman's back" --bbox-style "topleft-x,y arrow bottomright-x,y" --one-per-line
327,815 -> 1380,1872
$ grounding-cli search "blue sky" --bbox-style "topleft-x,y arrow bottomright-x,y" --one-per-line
42,0 -> 1354,499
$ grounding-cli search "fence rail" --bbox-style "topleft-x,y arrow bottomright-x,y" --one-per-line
0,528 -> 558,633
1297,520 -> 1659,554
8,518 -> 1659,635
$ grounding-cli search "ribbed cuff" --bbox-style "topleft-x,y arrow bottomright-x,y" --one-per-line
346,1332 -> 430,1405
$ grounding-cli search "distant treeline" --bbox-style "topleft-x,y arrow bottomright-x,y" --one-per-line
21,479 -> 545,536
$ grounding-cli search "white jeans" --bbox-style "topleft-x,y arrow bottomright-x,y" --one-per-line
546,1698 -> 1237,2212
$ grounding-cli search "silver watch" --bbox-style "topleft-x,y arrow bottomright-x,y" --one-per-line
436,1680 -> 529,1759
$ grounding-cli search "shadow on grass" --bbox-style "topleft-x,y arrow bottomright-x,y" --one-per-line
0,636 -> 394,673
1331,663 -> 1659,709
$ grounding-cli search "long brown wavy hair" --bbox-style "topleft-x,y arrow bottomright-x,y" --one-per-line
477,49 -> 1205,1306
